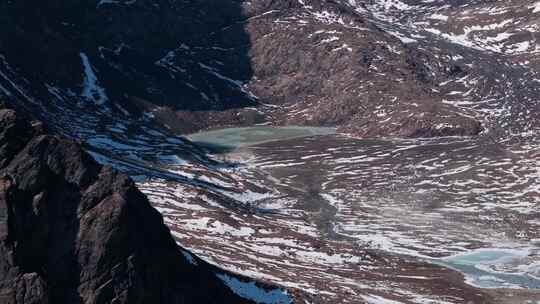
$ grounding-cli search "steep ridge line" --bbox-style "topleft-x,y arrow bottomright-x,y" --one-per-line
0,106 -> 291,304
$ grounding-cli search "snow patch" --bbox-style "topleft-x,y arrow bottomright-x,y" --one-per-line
361,294 -> 404,304
181,250 -> 198,266
530,2 -> 540,13
216,273 -> 292,304
80,53 -> 108,105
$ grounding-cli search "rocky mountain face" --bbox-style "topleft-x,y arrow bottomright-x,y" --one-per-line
0,107 -> 260,303
0,0 -> 540,303
0,0 -> 255,110
2,0 -> 538,139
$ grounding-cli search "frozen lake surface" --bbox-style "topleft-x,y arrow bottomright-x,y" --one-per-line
435,248 -> 540,289
187,126 -> 336,150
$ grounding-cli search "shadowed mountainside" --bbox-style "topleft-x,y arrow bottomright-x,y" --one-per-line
0,107 -> 258,303
0,0 -> 255,116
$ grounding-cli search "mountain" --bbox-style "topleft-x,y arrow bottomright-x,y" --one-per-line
0,0 -> 539,303
0,106 -> 292,303
1,0 -> 539,141
4,0 -> 539,138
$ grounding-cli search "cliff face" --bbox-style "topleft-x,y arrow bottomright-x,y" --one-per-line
0,108 -> 250,304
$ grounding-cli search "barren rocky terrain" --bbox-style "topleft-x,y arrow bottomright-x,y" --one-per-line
0,0 -> 539,303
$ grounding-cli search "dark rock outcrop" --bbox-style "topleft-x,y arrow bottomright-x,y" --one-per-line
0,108 -> 250,303
0,0 -> 255,113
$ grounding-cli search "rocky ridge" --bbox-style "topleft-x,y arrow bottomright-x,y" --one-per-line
0,0 -> 539,303
0,107 -> 288,303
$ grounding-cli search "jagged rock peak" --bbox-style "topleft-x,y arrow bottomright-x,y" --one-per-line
0,107 -> 250,304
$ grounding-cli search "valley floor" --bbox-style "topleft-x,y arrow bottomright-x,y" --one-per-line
138,129 -> 540,303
